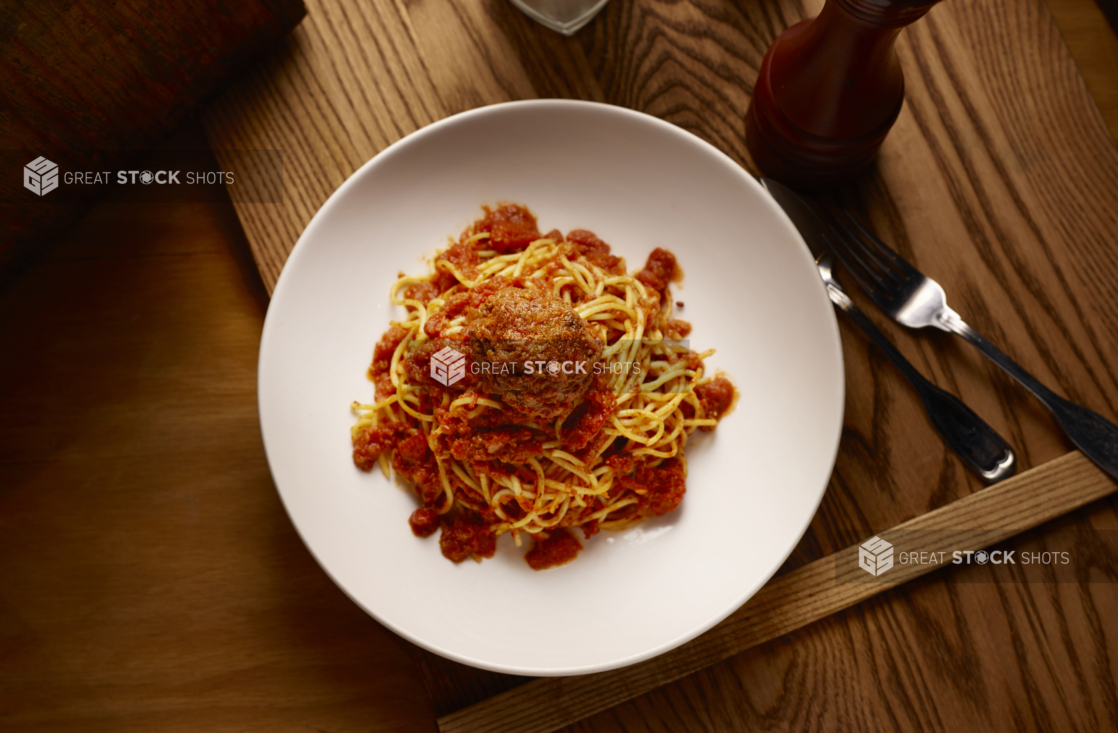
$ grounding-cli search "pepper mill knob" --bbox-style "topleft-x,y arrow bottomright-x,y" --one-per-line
745,0 -> 943,191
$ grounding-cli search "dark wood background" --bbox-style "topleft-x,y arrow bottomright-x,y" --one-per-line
0,0 -> 305,284
2,0 -> 1118,730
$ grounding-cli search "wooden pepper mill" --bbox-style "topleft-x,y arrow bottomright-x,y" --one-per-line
745,0 -> 942,191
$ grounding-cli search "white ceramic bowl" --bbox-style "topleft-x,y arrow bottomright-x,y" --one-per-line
258,100 -> 844,676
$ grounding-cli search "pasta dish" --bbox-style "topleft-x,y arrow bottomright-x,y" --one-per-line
351,204 -> 735,569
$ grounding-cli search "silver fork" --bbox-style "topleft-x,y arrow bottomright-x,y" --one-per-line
827,209 -> 1118,481
814,249 -> 1015,481
759,176 -> 1016,481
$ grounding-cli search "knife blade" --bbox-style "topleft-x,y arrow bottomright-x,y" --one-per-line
758,177 -> 1016,482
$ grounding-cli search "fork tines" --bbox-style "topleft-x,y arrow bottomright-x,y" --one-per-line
826,209 -> 913,303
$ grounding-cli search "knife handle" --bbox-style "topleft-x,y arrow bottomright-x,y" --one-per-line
834,294 -> 1016,482
938,310 -> 1118,481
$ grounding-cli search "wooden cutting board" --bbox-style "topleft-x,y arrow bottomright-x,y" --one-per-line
201,0 -> 1118,729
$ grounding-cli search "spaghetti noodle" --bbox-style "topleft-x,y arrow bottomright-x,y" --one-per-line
351,204 -> 736,569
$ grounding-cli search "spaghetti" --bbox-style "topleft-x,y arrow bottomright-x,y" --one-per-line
351,204 -> 736,569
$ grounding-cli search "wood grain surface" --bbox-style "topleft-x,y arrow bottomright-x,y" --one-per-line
199,0 -> 1118,725
196,0 -> 1118,728
438,452 -> 1117,733
3,0 -> 1118,731
201,0 -> 1118,292
0,0 -> 305,284
0,126 -> 437,732
1047,0 -> 1118,137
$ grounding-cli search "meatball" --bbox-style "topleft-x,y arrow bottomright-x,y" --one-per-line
467,285 -> 602,422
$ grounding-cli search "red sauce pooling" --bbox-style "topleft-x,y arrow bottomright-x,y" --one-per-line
695,376 -> 736,427
618,458 -> 687,518
525,529 -> 583,570
368,325 -> 409,400
560,376 -> 616,452
409,507 -> 440,538
439,514 -> 497,563
566,229 -> 624,274
352,425 -> 399,472
472,203 -> 541,253
392,431 -> 442,506
635,247 -> 678,293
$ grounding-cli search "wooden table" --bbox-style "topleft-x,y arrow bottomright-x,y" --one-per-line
2,1 -> 1118,730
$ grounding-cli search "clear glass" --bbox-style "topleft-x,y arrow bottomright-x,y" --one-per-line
508,0 -> 610,35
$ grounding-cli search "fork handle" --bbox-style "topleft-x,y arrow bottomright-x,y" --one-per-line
938,309 -> 1118,481
831,291 -> 1016,481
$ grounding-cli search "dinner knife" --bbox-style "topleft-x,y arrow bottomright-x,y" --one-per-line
758,177 -> 1017,482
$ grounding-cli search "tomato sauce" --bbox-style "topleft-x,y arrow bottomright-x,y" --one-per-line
567,229 -> 624,274
439,514 -> 497,562
352,424 -> 400,472
447,425 -> 545,463
352,204 -> 737,571
391,431 -> 442,506
368,325 -> 408,400
409,507 -> 440,537
471,203 -> 541,253
618,459 -> 687,518
635,247 -> 679,294
695,377 -> 735,425
525,529 -> 582,570
561,375 -> 616,451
